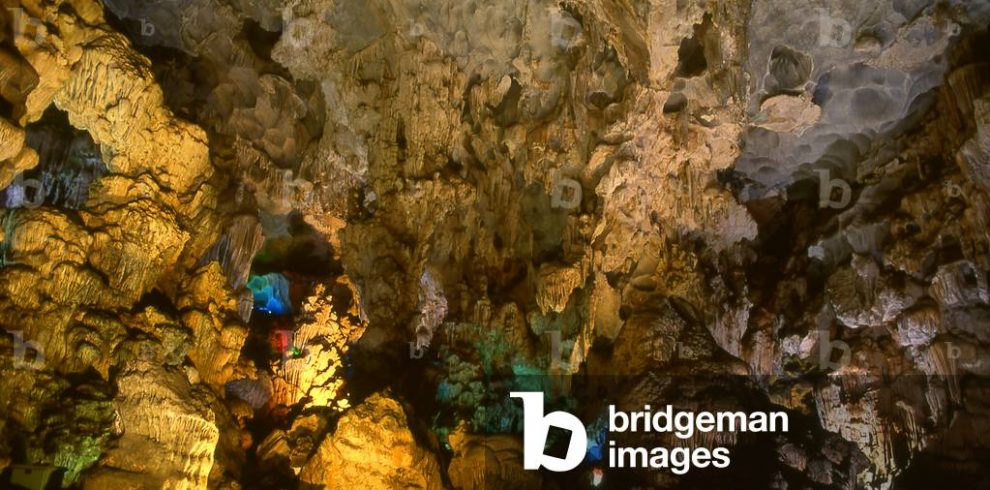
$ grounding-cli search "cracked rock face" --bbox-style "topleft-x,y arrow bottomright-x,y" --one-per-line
1,0 -> 990,488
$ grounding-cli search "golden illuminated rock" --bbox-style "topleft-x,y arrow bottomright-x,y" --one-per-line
299,391 -> 443,490
271,278 -> 366,411
0,0 -> 989,488
81,366 -> 221,489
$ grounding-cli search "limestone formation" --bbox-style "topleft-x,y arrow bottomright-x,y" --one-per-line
1,0 -> 990,488
298,392 -> 443,489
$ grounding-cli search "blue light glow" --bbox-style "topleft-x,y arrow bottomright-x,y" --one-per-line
247,273 -> 292,316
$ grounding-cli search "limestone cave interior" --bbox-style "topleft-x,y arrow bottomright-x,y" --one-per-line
1,0 -> 990,488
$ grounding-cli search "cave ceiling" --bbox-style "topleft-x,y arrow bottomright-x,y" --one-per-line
1,0 -> 990,488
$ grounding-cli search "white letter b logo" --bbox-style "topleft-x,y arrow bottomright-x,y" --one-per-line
511,391 -> 587,472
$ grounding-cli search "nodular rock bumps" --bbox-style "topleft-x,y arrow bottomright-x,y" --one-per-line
1,0 -> 990,488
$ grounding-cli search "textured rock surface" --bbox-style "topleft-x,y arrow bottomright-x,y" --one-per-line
298,391 -> 443,489
82,367 -> 222,489
269,278 -> 365,410
447,425 -> 542,490
1,0 -> 989,488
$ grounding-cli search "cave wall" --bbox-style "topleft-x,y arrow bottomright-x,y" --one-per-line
1,0 -> 989,488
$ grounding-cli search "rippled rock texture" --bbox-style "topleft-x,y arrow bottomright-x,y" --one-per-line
1,0 -> 989,488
